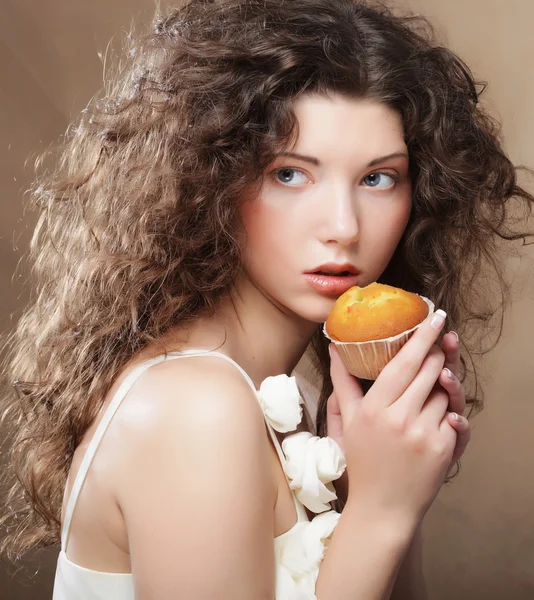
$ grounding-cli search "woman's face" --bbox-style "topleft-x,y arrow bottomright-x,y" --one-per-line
239,93 -> 413,324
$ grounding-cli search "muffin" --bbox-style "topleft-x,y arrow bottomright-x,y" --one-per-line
324,283 -> 434,380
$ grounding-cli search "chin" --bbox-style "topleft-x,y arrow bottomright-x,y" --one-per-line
290,295 -> 338,325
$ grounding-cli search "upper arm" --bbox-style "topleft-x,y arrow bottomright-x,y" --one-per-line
114,357 -> 276,599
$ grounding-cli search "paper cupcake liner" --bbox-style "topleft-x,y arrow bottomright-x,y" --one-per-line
323,295 -> 435,380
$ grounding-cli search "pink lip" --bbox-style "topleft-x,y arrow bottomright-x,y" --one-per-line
303,273 -> 360,296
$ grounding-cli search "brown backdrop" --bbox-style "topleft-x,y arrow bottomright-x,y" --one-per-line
1,1 -> 533,598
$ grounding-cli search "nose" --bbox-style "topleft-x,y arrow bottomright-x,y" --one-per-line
321,182 -> 359,247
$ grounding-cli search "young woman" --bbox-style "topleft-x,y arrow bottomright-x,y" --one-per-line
1,1 -> 532,598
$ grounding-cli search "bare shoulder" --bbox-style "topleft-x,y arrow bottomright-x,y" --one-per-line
108,354 -> 276,598
118,354 -> 265,432
111,353 -> 272,490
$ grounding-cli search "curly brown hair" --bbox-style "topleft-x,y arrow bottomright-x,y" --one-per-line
1,0 -> 533,564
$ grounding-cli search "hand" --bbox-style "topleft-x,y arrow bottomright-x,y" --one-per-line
327,329 -> 472,502
329,310 -> 462,525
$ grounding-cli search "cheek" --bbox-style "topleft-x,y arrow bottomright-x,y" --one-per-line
240,199 -> 296,260
390,201 -> 412,242
240,200 -> 289,264
387,186 -> 412,240
366,192 -> 412,257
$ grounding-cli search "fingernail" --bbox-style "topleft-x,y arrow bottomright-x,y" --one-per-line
450,331 -> 460,344
443,368 -> 454,380
452,412 -> 460,421
328,343 -> 333,358
431,309 -> 447,329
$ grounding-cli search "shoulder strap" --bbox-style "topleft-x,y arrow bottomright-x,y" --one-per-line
61,353 -> 170,551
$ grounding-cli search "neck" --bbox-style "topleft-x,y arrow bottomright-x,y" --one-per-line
169,276 -> 319,387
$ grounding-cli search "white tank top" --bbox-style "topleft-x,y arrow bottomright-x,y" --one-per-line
53,349 -> 341,599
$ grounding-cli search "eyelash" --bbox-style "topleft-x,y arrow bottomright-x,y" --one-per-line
271,167 -> 401,188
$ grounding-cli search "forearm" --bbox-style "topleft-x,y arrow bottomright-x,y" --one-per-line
390,524 -> 428,600
331,474 -> 428,600
315,500 -> 417,600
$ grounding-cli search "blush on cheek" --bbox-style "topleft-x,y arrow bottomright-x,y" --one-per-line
384,196 -> 412,245
240,198 -> 287,246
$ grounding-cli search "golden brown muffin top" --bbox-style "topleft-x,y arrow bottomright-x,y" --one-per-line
325,282 -> 429,342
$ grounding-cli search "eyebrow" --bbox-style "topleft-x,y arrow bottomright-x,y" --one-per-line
278,151 -> 409,167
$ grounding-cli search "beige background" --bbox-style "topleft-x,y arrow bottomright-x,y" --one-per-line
1,1 -> 533,598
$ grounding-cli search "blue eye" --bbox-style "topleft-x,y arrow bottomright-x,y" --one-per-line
362,173 -> 398,190
274,168 -> 310,186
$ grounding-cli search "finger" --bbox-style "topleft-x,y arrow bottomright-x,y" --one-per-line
370,309 -> 447,408
414,386 -> 449,429
441,331 -> 461,377
391,346 -> 446,417
327,391 -> 341,419
329,344 -> 364,420
437,411 -> 460,467
438,367 -> 466,415
326,392 -> 345,452
446,412 -> 471,464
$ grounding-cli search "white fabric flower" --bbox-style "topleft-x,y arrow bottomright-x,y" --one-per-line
257,374 -> 303,433
274,511 -> 341,599
282,432 -> 346,514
